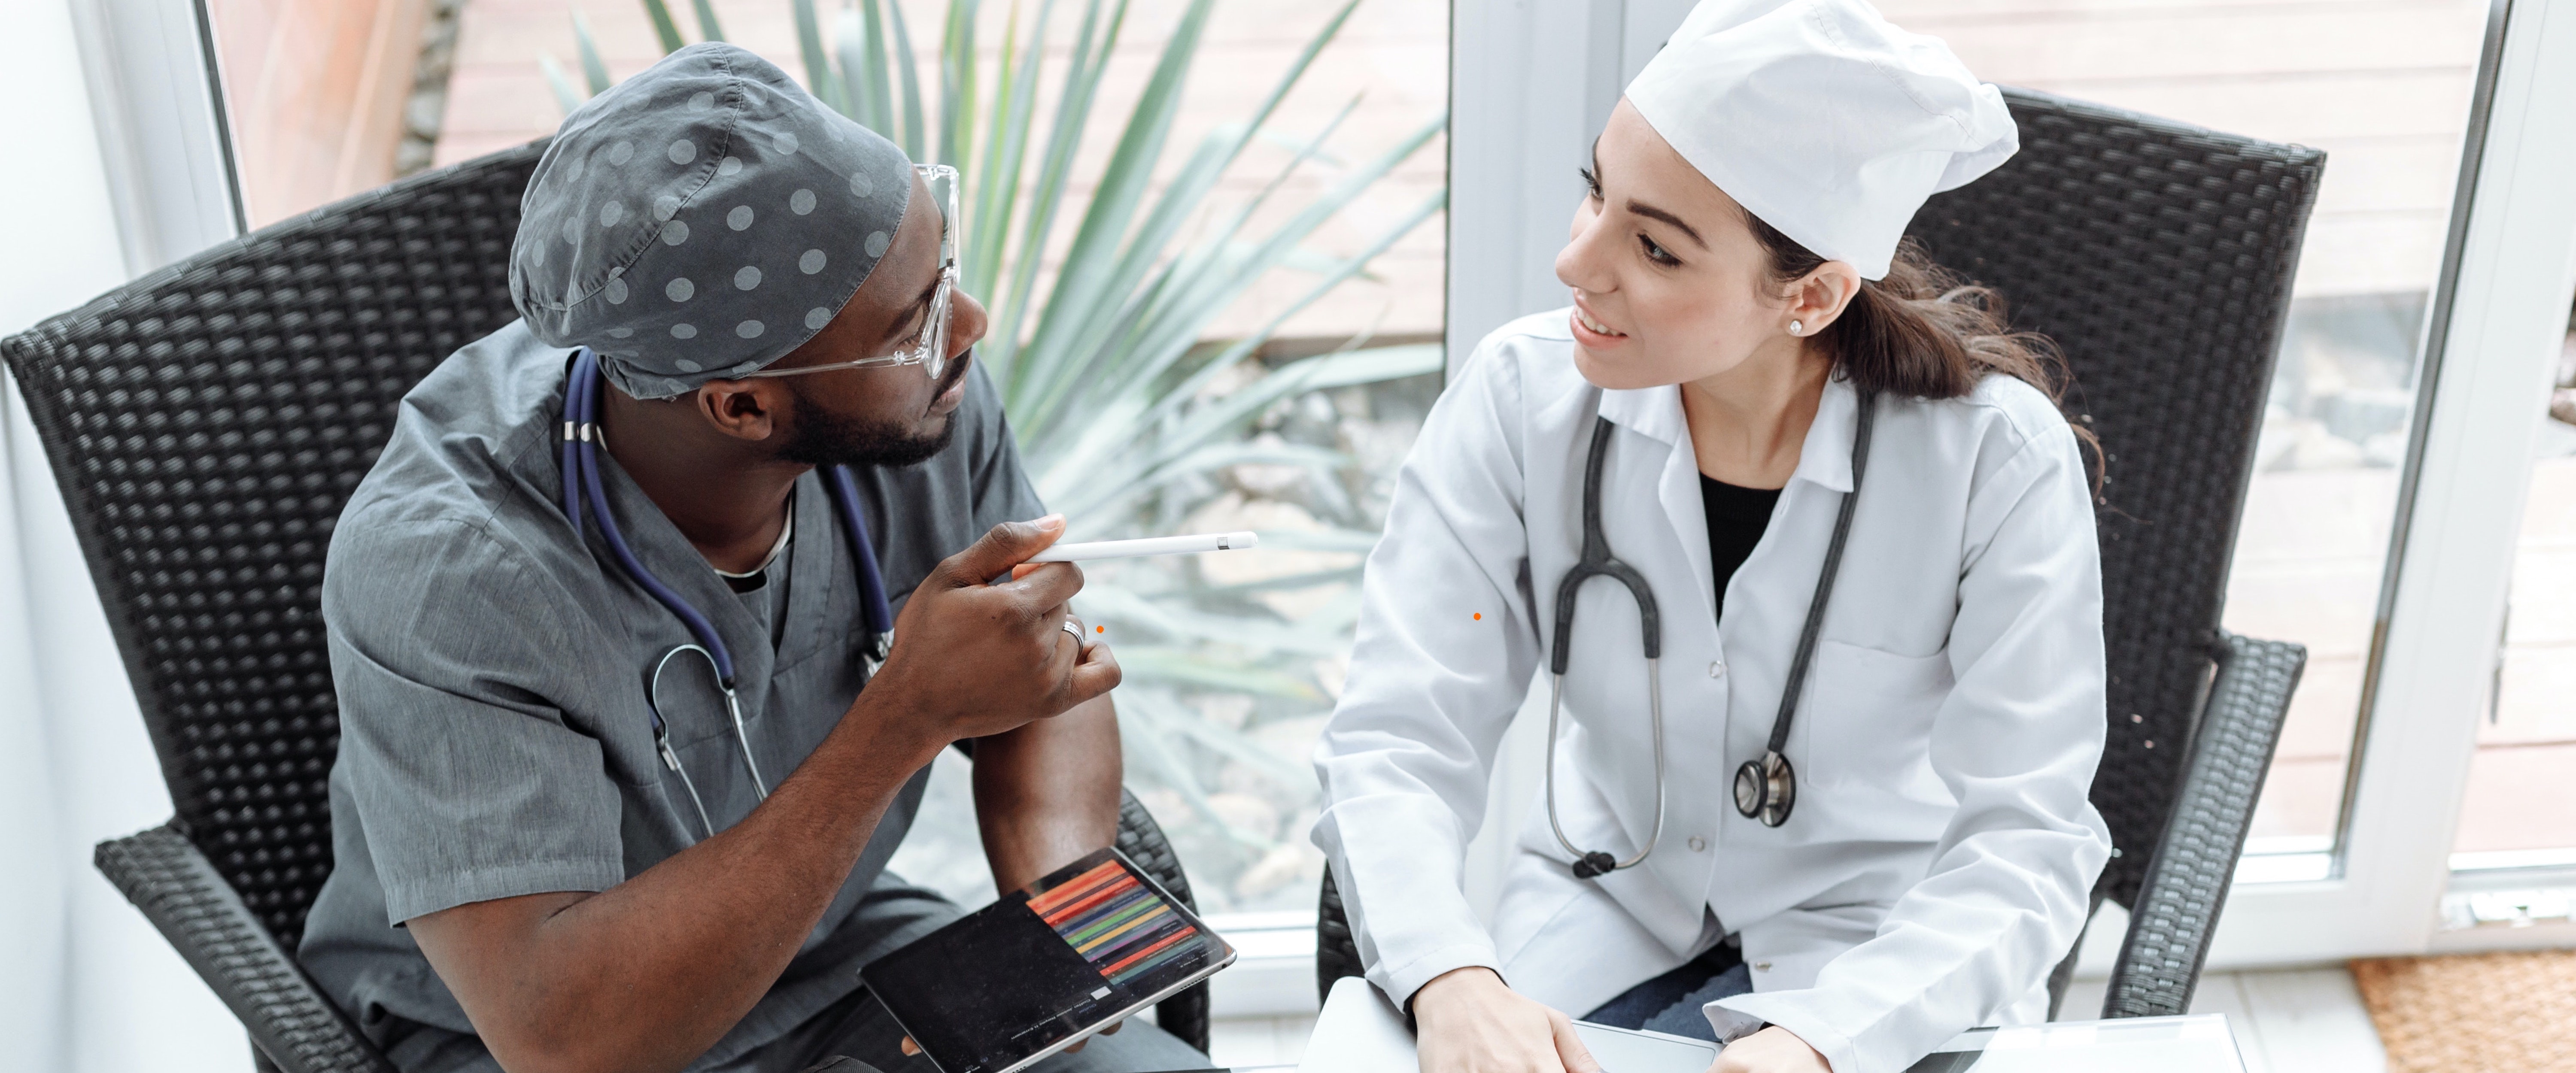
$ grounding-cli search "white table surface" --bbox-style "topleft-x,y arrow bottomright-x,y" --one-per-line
1296,977 -> 2250,1073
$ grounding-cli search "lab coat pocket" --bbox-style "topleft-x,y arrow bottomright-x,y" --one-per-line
1799,640 -> 1952,793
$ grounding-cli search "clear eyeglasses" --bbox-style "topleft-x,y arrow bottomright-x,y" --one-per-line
741,163 -> 958,382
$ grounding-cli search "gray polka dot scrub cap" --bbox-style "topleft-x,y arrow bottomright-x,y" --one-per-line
509,42 -> 914,400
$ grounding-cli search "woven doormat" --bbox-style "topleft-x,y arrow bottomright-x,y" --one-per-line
2350,949 -> 2576,1072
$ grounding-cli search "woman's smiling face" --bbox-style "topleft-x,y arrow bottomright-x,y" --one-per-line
1555,99 -> 1792,390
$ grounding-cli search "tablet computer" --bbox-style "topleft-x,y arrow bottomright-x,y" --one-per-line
859,847 -> 1236,1073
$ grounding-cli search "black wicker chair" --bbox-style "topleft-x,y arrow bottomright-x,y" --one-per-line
1316,86 -> 2319,1021
2,140 -> 1208,1072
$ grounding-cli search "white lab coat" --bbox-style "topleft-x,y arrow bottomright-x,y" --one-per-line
1311,311 -> 2112,1073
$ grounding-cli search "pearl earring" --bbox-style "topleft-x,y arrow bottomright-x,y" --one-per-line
1789,320 -> 1803,336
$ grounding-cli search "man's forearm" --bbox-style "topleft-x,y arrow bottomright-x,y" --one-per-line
972,693 -> 1123,892
412,694 -> 943,1073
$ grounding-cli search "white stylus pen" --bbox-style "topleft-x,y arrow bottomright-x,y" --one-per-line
1024,531 -> 1261,562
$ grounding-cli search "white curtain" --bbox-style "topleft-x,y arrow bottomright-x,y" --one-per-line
2,0 -> 246,1067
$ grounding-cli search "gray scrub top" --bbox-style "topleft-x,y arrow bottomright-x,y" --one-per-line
297,319 -> 1045,1067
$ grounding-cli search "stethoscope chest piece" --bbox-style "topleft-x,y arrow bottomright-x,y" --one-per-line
1733,750 -> 1796,827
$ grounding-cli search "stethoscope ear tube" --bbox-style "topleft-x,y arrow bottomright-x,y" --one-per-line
565,348 -> 743,688
823,465 -> 893,655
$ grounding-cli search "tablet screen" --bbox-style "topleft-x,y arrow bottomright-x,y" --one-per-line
859,847 -> 1235,1073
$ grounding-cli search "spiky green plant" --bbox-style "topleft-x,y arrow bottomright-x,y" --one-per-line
543,0 -> 1445,908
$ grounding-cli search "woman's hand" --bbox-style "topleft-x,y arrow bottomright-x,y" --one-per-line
1412,967 -> 1601,1073
1710,1026 -> 1831,1073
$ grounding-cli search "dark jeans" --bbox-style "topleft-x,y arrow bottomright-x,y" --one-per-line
1581,943 -> 1755,1042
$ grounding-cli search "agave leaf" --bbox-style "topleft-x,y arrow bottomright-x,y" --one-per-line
1021,119 -> 1437,465
1010,4 -> 1370,430
1142,183 -> 1446,427
691,0 -> 725,42
1254,527 -> 1385,554
1025,98 -> 1350,419
1152,103 -> 1430,327
938,0 -> 982,171
1084,119 -> 1445,434
1255,125 -> 1346,167
1053,440 -> 1352,522
1074,0 -> 1363,332
641,0 -> 686,53
886,0 -> 927,159
850,9 -> 891,130
966,0 -> 1021,296
1274,244 -> 1378,279
864,0 -> 898,133
1193,563 -> 1367,596
572,10 -> 614,95
1070,581 -> 1196,636
1151,95 -> 1363,304
538,53 -> 586,114
1115,646 -> 1321,700
1037,194 -> 1444,495
792,0 -> 842,113
988,0 -> 1121,385
1009,124 -> 1234,423
1005,0 -> 1212,409
1118,689 -> 1316,793
1046,342 -> 1453,509
1080,583 -> 1349,658
1009,0 -> 1360,427
1169,343 -> 1444,452
1112,701 -> 1266,848
1078,343 -> 1440,499
969,0 -> 1051,300
1290,584 -> 1365,632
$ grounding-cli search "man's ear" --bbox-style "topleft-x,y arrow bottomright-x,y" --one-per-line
693,380 -> 787,443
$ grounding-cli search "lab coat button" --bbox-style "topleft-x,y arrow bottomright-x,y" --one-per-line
1687,836 -> 1707,852
1707,660 -> 1726,678
1754,961 -> 1772,972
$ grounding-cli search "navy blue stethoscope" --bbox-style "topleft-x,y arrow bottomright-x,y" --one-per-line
1544,388 -> 1875,879
560,346 -> 896,838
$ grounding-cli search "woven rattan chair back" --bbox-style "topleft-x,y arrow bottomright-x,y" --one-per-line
1910,88 -> 2323,906
4,139 -> 1212,1061
5,143 -> 547,949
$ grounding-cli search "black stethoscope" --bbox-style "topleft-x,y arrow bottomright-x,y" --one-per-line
559,346 -> 896,839
1544,387 -> 1876,879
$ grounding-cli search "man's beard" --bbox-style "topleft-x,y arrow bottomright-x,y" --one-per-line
775,359 -> 968,468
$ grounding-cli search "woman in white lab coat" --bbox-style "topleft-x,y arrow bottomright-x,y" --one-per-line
1309,3 -> 2112,1072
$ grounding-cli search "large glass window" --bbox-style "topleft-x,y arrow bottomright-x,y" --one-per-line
1878,0 -> 2493,872
2450,317 -> 2576,872
203,0 -> 456,227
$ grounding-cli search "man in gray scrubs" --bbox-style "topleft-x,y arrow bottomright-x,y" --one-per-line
296,44 -> 1207,1073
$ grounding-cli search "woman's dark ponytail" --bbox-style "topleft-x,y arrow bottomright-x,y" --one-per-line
1743,211 -> 2101,476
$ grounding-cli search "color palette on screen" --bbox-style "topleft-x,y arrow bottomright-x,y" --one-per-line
1025,860 -> 1201,987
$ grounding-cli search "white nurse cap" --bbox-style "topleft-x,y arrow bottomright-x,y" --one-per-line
1625,0 -> 2017,280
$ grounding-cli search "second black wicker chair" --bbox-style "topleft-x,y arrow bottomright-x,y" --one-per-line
3,139 -> 1209,1072
1316,85 -> 2320,1021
